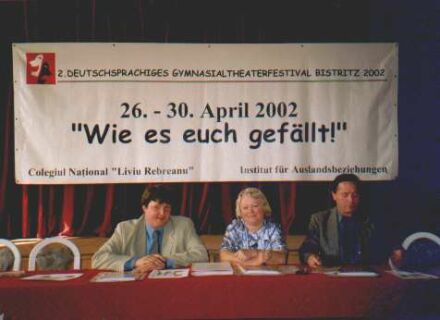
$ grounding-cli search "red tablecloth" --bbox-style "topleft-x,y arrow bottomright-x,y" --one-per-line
0,268 -> 422,320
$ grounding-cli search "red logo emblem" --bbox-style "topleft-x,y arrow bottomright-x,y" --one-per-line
26,53 -> 56,84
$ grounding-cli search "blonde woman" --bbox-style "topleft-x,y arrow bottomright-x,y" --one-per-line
220,187 -> 286,266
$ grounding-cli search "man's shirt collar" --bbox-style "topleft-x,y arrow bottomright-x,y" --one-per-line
145,223 -> 164,238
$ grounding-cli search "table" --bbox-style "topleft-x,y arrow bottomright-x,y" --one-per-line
0,268 -> 436,320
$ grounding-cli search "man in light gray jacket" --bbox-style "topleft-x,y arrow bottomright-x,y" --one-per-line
92,185 -> 208,275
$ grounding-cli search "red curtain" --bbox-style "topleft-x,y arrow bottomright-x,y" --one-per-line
0,0 -> 298,238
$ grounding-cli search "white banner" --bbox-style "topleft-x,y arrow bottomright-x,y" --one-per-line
13,43 -> 398,184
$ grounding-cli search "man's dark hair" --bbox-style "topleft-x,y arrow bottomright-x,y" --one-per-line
140,185 -> 175,207
330,174 -> 361,193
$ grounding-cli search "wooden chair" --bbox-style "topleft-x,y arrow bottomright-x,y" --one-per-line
28,237 -> 81,271
0,239 -> 22,271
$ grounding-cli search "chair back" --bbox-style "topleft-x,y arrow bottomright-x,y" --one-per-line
28,237 -> 81,271
0,239 -> 22,271
402,232 -> 440,249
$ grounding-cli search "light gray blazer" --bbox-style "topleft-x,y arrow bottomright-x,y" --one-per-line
92,215 -> 208,271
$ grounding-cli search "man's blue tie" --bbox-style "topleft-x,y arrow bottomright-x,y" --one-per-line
150,230 -> 161,255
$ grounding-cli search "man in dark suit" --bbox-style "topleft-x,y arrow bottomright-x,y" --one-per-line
299,174 -> 374,269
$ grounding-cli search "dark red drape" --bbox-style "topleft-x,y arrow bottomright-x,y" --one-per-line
0,0 -> 310,239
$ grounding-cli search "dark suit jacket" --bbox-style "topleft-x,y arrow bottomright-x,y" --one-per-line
299,207 -> 374,266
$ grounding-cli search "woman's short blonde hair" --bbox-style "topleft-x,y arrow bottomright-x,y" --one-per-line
235,187 -> 272,218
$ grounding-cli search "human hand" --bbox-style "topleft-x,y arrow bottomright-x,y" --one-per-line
234,249 -> 258,262
263,250 -> 272,260
238,250 -> 271,267
257,250 -> 272,264
134,254 -> 166,273
306,254 -> 321,269
390,249 -> 404,267
234,250 -> 250,262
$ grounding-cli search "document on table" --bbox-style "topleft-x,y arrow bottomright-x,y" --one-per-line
311,266 -> 341,274
191,262 -> 234,276
387,270 -> 438,279
148,268 -> 189,279
324,266 -> 379,277
90,271 -> 136,282
22,273 -> 83,281
237,264 -> 282,275
0,271 -> 25,278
